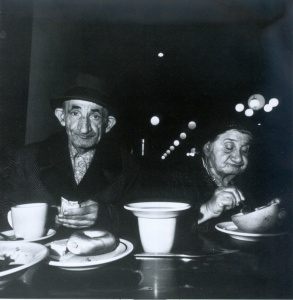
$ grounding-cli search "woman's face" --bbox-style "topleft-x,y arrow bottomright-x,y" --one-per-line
204,129 -> 252,178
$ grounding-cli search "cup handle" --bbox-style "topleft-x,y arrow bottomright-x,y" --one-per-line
7,211 -> 13,228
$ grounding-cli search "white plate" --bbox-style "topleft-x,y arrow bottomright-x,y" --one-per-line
215,222 -> 288,242
0,242 -> 48,289
124,201 -> 191,218
46,238 -> 133,271
0,229 -> 56,243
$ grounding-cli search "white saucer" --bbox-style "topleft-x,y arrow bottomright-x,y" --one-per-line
0,229 -> 56,243
46,238 -> 133,271
215,222 -> 288,242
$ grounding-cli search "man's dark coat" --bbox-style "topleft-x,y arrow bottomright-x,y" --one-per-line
9,131 -> 139,233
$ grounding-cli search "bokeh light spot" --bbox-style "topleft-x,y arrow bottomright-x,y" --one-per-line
235,103 -> 245,112
188,121 -> 196,130
150,116 -> 160,126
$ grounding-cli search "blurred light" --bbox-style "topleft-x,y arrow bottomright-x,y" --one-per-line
258,123 -> 261,126
170,146 -> 175,151
235,103 -> 245,112
188,121 -> 196,130
141,139 -> 145,156
166,150 -> 171,154
264,104 -> 273,112
150,116 -> 160,126
186,153 -> 190,156
161,156 -> 165,160
245,109 -> 254,117
248,94 -> 265,110
180,132 -> 187,139
158,52 -> 164,57
174,140 -> 180,146
269,98 -> 279,107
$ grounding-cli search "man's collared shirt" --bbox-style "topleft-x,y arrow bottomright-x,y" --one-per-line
69,144 -> 96,184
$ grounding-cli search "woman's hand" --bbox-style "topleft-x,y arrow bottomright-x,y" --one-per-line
199,186 -> 244,224
57,200 -> 99,228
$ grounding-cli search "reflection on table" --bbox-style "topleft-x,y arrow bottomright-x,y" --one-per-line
0,228 -> 292,299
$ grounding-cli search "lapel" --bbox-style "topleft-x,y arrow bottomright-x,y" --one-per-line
37,132 -> 76,201
75,147 -> 110,199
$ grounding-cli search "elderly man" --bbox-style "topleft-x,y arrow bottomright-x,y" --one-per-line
9,74 -> 138,233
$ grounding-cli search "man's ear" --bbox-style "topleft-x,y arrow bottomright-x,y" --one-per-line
105,116 -> 116,133
55,108 -> 66,127
203,142 -> 211,157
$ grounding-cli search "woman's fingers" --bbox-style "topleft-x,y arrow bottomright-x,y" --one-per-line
210,186 -> 245,215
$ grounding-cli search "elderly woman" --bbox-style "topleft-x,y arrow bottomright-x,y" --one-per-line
188,120 -> 287,233
197,122 -> 252,226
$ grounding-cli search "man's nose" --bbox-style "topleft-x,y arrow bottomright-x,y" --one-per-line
79,117 -> 92,133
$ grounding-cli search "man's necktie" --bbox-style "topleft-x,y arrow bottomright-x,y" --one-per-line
74,155 -> 87,184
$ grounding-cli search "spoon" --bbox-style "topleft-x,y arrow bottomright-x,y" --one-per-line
0,232 -> 23,241
240,200 -> 254,215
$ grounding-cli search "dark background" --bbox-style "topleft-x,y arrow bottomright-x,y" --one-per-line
0,0 -> 292,210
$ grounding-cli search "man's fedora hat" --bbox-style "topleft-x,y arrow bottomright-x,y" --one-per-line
50,74 -> 113,113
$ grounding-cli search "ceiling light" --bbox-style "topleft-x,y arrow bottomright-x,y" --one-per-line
188,121 -> 196,130
150,116 -> 160,126
245,108 -> 254,117
170,146 -> 175,151
174,140 -> 180,146
180,132 -> 187,139
269,98 -> 279,107
248,94 -> 265,110
235,103 -> 244,112
264,104 -> 272,112
158,52 -> 164,57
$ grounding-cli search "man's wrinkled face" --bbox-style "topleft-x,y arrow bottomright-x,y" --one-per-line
204,129 -> 252,178
55,99 -> 116,152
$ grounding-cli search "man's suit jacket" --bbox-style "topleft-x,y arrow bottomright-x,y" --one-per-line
9,131 -> 139,233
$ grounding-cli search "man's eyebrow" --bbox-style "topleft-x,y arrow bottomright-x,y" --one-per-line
69,105 -> 81,110
91,108 -> 103,113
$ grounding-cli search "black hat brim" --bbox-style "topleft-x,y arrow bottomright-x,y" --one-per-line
50,86 -> 113,114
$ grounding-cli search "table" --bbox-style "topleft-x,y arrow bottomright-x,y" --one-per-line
0,228 -> 292,299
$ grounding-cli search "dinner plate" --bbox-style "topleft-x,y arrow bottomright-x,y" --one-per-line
46,238 -> 133,271
0,229 -> 56,243
0,242 -> 49,289
215,222 -> 288,242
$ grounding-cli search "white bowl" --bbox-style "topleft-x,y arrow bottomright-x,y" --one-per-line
232,202 -> 280,233
124,201 -> 191,218
124,201 -> 191,253
0,242 -> 49,289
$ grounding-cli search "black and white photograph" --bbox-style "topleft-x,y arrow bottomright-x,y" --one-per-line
0,0 -> 292,299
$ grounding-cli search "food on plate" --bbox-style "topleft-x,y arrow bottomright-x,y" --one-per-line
67,230 -> 119,256
50,240 -> 68,257
0,247 -> 33,271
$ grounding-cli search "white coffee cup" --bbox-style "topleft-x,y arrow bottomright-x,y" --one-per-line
124,201 -> 191,253
7,203 -> 48,240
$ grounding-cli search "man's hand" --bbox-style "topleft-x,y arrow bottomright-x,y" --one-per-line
199,186 -> 244,224
57,200 -> 98,228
